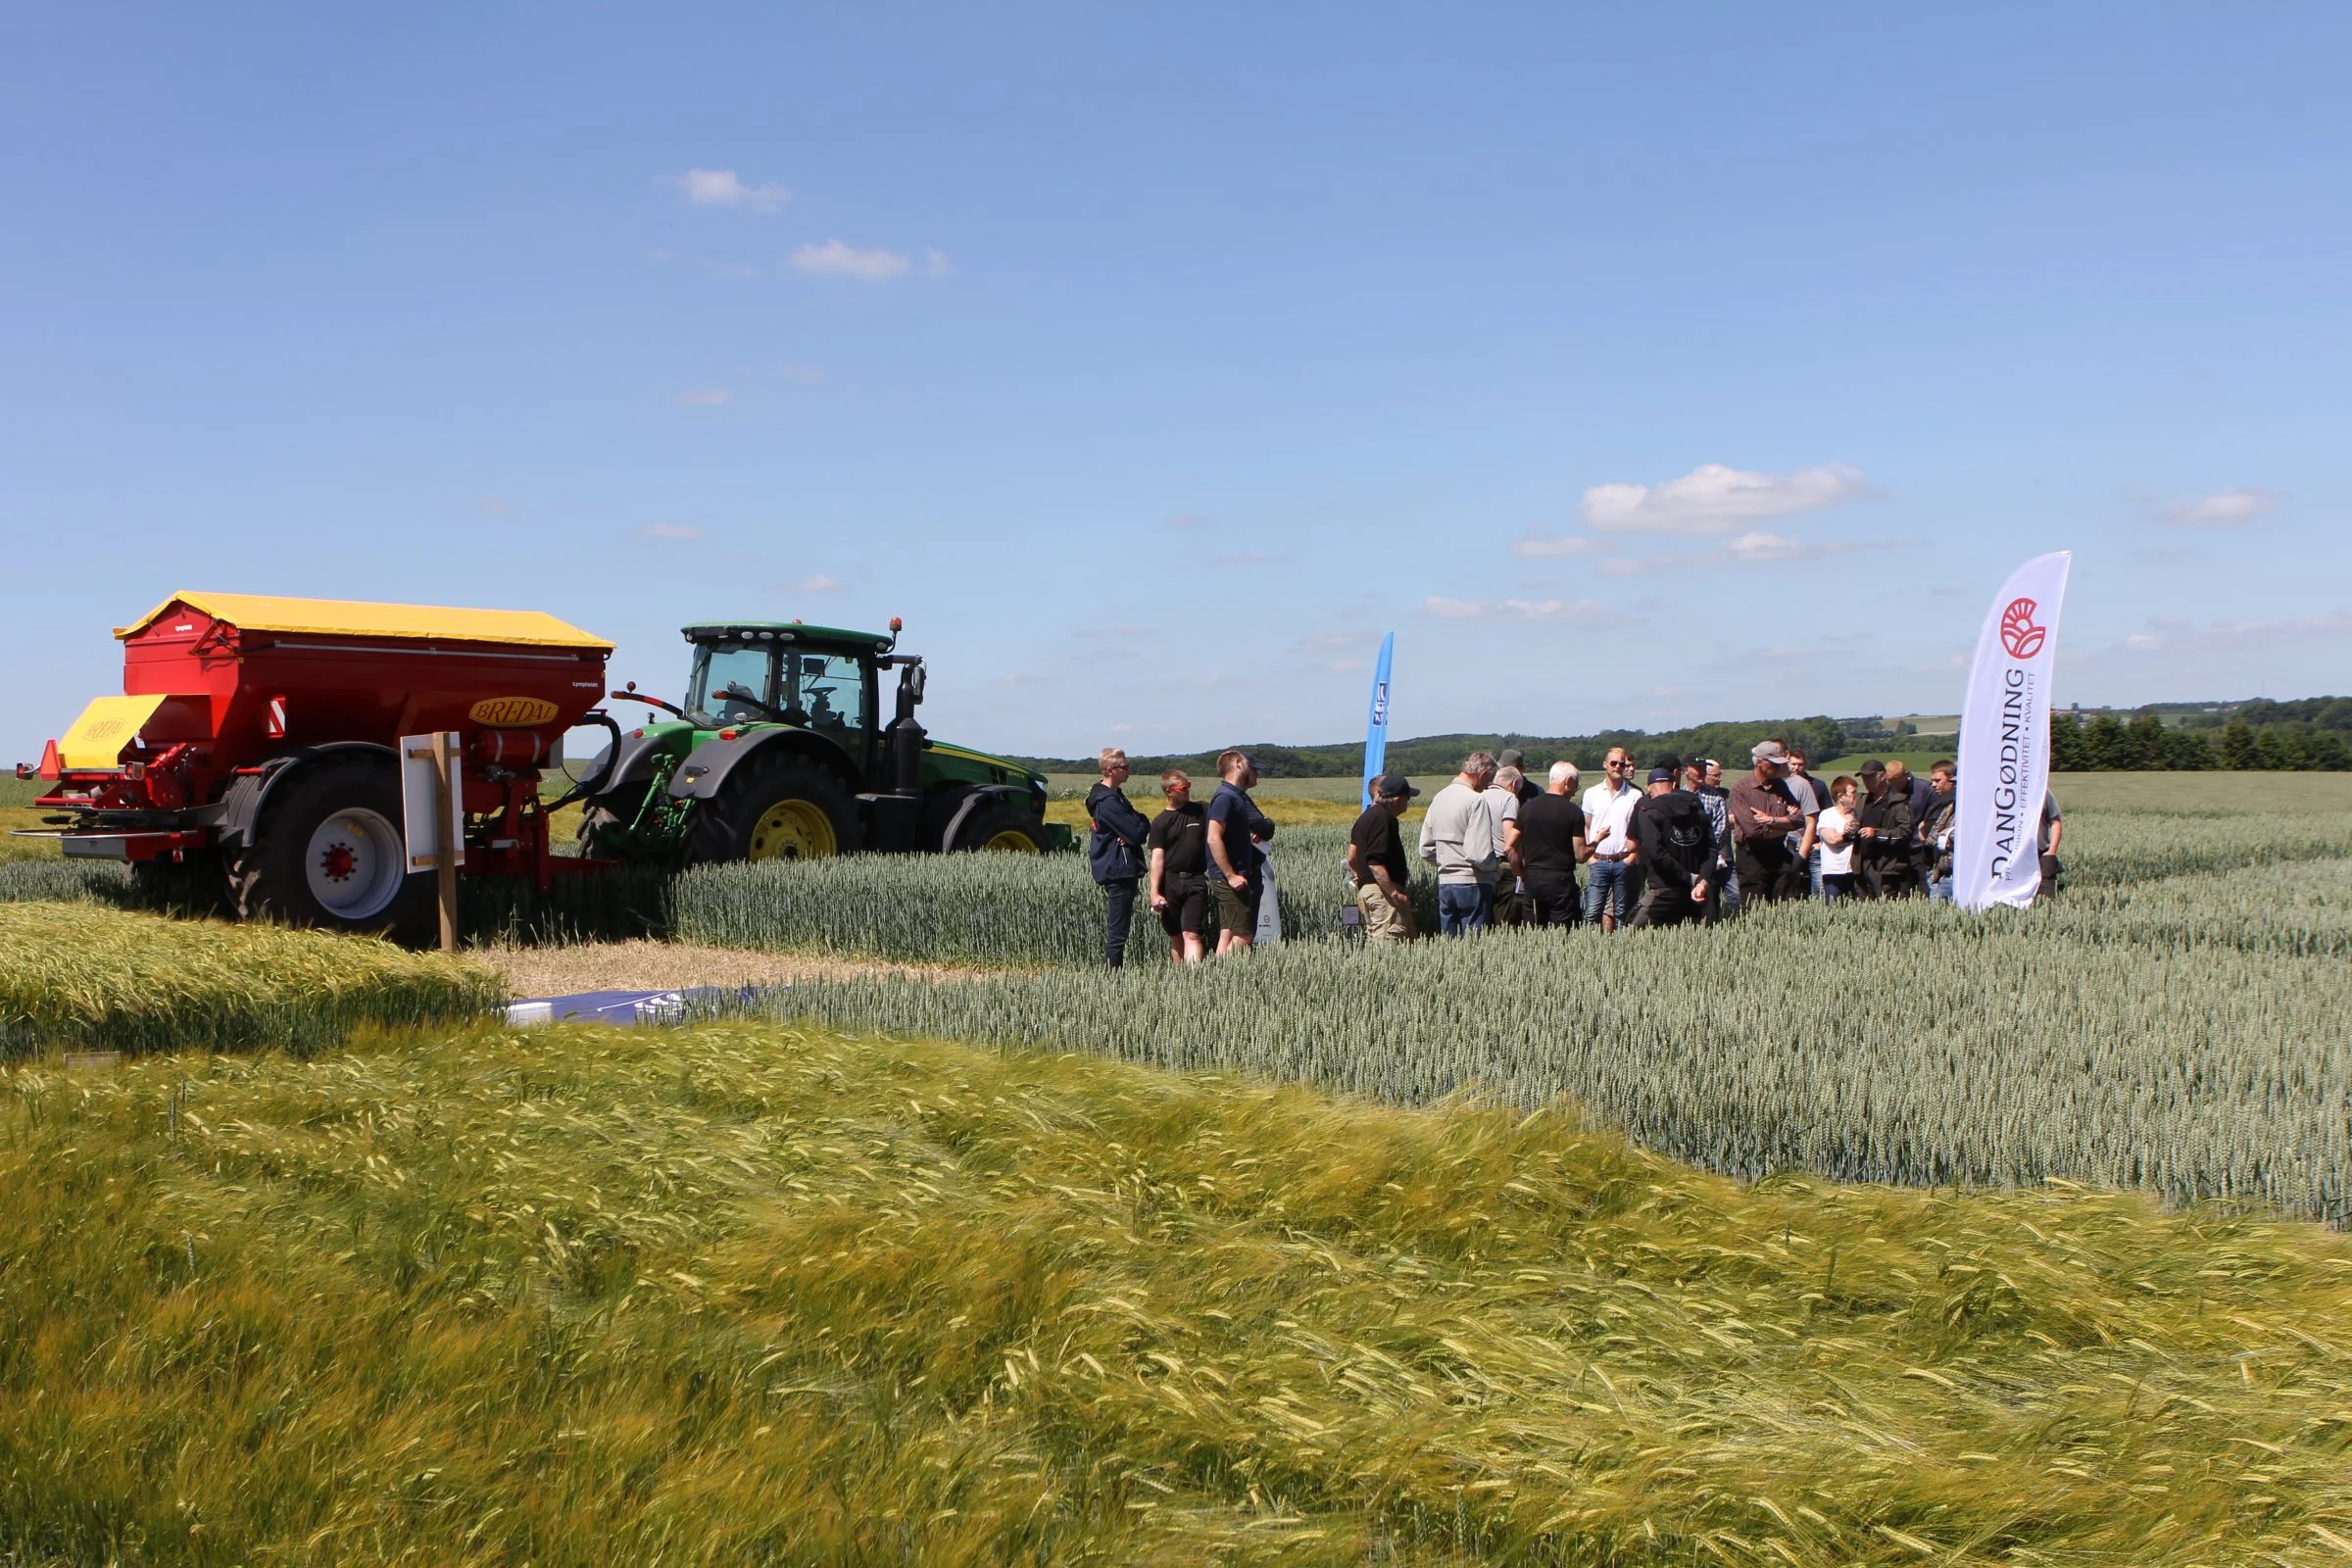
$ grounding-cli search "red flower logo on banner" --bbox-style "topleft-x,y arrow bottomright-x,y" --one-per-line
1999,597 -> 2046,660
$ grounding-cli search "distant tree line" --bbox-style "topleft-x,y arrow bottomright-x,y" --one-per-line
2052,704 -> 2352,771
1014,716 -> 1853,780
1018,697 -> 2352,778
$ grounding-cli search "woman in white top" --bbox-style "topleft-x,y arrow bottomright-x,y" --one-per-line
1816,775 -> 1860,904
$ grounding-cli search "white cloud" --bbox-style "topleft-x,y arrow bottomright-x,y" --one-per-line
774,574 -> 842,594
641,522 -> 703,540
789,239 -> 911,280
925,247 -> 953,276
1724,529 -> 1807,562
672,169 -> 790,213
1582,462 -> 1872,535
2120,605 -> 2352,655
1422,596 -> 1611,622
1599,532 -> 1869,574
1508,532 -> 1612,559
675,388 -> 731,407
2159,486 -> 2280,528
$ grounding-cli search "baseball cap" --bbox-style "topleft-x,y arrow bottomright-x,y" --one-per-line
1857,759 -> 1887,777
1374,772 -> 1420,799
1647,766 -> 1677,784
1751,740 -> 1791,766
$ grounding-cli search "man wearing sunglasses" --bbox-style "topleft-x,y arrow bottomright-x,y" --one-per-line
1580,747 -> 1642,932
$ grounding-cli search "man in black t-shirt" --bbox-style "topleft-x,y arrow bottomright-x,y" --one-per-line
1146,769 -> 1211,963
1512,760 -> 1589,926
1347,772 -> 1420,944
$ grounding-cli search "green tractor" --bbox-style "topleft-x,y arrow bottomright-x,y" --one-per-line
573,616 -> 1069,863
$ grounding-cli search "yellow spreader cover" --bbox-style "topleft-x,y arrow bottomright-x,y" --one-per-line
57,694 -> 170,769
114,592 -> 614,651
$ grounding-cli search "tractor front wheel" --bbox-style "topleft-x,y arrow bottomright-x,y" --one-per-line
689,754 -> 861,865
953,803 -> 1050,854
230,755 -> 434,944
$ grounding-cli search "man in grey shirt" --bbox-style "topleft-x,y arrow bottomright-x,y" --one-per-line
1418,750 -> 1500,936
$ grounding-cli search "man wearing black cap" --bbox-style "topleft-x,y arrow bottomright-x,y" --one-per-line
1348,772 -> 1420,944
1854,759 -> 1917,898
1630,764 -> 1715,926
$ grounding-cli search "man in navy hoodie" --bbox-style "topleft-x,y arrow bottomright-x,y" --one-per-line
1086,748 -> 1153,967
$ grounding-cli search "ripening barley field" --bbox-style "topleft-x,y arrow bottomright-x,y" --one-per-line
7,1021 -> 2352,1566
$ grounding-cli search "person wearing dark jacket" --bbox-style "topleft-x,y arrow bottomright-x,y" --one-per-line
1886,759 -> 1936,886
1085,747 -> 1153,966
1629,766 -> 1716,927
1853,760 -> 1917,898
1921,760 -> 1958,902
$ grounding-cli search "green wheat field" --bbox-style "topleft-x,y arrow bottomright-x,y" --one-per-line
2,773 -> 2351,1564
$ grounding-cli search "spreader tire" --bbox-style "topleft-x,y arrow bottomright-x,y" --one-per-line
230,755 -> 434,945
688,753 -> 861,865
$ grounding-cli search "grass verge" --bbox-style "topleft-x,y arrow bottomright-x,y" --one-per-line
0,905 -> 502,1056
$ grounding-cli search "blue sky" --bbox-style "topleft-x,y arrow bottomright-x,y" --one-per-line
5,6 -> 2348,760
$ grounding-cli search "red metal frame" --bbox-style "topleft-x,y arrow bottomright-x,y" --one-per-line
24,598 -> 612,888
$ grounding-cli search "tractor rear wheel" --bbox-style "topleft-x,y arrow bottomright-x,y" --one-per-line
953,803 -> 1049,854
688,753 -> 861,865
230,755 -> 434,944
575,793 -> 642,859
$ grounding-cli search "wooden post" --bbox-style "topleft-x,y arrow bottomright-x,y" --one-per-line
431,729 -> 459,953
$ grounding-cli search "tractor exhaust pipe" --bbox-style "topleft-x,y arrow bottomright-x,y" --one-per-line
887,657 -> 927,796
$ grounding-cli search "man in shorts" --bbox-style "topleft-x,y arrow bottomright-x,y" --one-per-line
1347,772 -> 1419,944
1204,749 -> 1272,955
1146,769 -> 1210,963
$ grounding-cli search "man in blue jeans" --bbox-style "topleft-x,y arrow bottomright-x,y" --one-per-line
1417,751 -> 1500,935
1785,745 -> 1828,900
1580,747 -> 1642,931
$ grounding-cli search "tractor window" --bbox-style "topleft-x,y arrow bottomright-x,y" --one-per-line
780,653 -> 870,747
687,644 -> 777,724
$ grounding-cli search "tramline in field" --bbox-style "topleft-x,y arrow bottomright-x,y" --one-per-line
14,591 -> 1064,943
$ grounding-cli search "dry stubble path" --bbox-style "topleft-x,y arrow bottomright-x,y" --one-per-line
483,938 -> 1002,998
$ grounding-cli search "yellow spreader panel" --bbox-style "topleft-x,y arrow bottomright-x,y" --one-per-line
115,592 -> 613,651
56,694 -> 169,769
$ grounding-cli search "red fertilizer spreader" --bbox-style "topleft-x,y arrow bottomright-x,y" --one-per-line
16,592 -> 615,940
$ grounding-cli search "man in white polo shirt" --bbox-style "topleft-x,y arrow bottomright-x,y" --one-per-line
1580,746 -> 1642,933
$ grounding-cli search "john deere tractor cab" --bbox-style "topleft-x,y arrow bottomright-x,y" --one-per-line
577,616 -> 1065,863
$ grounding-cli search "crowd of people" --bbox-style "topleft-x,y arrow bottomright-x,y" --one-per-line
1081,740 -> 2062,960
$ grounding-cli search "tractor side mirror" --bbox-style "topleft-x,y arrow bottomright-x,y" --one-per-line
906,663 -> 926,704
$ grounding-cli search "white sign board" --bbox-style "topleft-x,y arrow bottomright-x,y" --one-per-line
400,732 -> 466,872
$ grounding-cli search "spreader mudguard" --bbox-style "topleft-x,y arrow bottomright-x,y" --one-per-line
205,742 -> 399,852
